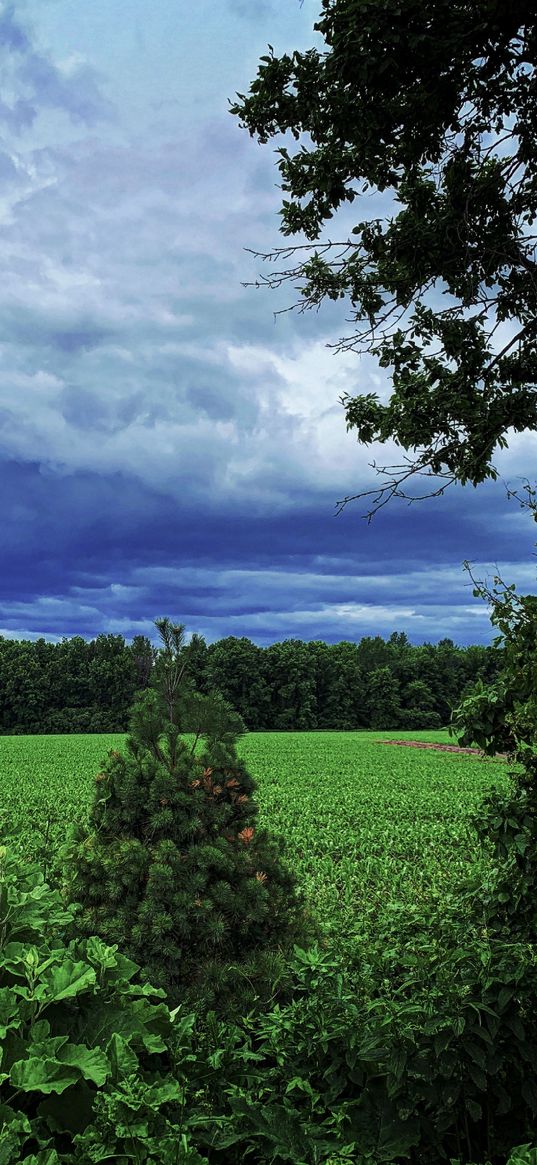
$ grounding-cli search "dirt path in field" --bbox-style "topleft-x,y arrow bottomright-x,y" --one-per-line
379,740 -> 508,760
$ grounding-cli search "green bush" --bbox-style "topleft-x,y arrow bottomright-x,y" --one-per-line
397,708 -> 442,731
66,621 -> 302,1000
197,928 -> 537,1165
0,846 -> 210,1164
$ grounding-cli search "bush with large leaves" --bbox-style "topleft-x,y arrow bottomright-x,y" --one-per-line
0,847 -> 209,1164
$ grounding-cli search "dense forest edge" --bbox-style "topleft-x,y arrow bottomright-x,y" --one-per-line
0,630 -> 502,734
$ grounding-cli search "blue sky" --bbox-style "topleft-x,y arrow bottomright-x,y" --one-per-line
0,0 -> 535,647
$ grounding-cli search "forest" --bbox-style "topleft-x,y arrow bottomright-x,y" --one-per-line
0,629 -> 501,734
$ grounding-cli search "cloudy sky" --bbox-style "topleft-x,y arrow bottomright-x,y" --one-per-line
0,0 -> 535,647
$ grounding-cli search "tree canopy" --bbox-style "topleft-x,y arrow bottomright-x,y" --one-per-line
231,0 -> 537,510
0,629 -> 500,735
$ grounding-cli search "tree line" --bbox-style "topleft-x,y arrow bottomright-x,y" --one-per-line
0,629 -> 501,734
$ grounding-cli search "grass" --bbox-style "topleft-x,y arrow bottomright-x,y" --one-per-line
0,729 -> 510,952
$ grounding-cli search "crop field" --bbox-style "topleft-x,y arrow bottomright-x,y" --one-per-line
0,729 -> 510,951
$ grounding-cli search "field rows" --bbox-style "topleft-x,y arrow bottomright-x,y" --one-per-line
0,730 -> 509,952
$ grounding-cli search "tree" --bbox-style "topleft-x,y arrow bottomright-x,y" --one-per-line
446,515 -> 537,945
129,634 -> 155,690
205,636 -> 271,728
0,628 -> 497,735
328,641 -> 367,728
399,679 -> 442,730
355,635 -> 392,674
452,555 -> 537,759
67,620 -> 301,999
364,666 -> 402,730
231,0 -> 537,511
232,0 -> 537,891
264,640 -> 317,729
3,640 -> 48,732
87,634 -> 138,730
186,631 -> 209,693
309,640 -> 367,729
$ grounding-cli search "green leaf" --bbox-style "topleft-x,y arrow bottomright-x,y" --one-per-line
106,1032 -> 139,1081
467,1062 -> 488,1092
0,942 -> 33,976
465,1040 -> 487,1070
59,1042 -> 109,1086
0,988 -> 20,1038
84,935 -> 121,971
10,1038 -> 108,1093
9,1055 -> 80,1095
0,1108 -> 32,1165
39,959 -> 96,1003
466,1097 -> 482,1122
21,1153 -> 60,1165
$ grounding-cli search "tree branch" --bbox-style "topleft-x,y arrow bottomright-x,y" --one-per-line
335,457 -> 456,521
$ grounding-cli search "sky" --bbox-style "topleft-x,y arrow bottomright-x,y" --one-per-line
0,0 -> 535,648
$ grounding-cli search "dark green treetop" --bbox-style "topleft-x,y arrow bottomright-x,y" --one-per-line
231,0 -> 537,510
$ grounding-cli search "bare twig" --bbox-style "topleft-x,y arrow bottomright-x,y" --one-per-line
335,456 -> 456,521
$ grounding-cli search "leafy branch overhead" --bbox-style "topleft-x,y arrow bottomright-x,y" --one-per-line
231,0 -> 537,509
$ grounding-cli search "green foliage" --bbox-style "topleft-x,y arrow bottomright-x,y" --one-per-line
0,847 -> 208,1165
506,1149 -> 537,1165
170,932 -> 537,1165
451,676 -> 514,758
365,667 -> 402,730
203,637 -> 270,730
66,621 -> 301,998
0,634 -> 146,735
453,558 -> 537,760
1,728 -> 534,1163
0,844 -> 535,1164
231,0 -> 537,504
469,763 -> 537,943
151,617 -> 190,725
183,689 -> 246,762
450,527 -> 537,945
0,628 -> 502,735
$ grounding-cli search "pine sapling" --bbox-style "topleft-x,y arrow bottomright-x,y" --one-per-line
67,619 -> 301,998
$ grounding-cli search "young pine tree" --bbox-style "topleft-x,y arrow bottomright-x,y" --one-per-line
67,619 -> 301,998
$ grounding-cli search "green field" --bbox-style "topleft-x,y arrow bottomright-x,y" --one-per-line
0,729 -> 510,951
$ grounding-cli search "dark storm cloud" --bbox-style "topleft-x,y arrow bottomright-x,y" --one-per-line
1,457 -> 534,645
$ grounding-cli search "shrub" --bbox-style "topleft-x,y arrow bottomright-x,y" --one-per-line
0,846 -> 210,1164
192,927 -> 537,1165
66,620 -> 302,1000
397,708 -> 442,731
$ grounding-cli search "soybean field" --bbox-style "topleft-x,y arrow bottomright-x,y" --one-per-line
0,730 -> 510,951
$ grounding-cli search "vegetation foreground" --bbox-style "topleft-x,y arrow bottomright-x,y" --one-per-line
4,725 -> 533,1164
